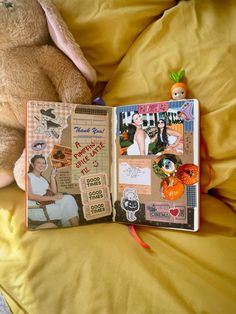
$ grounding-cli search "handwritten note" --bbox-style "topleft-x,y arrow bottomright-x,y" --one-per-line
119,159 -> 151,195
71,110 -> 110,183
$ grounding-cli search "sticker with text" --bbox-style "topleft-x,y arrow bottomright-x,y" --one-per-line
138,102 -> 169,114
83,200 -> 112,221
81,186 -> 110,204
145,202 -> 187,223
79,173 -> 108,190
120,188 -> 140,222
79,173 -> 112,221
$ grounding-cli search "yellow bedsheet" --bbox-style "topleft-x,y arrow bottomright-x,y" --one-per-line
0,0 -> 236,313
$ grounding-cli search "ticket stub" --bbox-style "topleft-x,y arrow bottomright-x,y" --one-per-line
81,186 -> 110,204
79,173 -> 108,190
145,202 -> 188,224
79,173 -> 112,221
83,200 -> 112,221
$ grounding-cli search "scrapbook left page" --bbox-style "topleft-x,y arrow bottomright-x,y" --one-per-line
26,101 -> 114,230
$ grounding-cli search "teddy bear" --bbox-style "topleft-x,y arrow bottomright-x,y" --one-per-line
0,0 -> 97,190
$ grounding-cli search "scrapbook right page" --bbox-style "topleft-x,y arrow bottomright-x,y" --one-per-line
114,99 -> 200,231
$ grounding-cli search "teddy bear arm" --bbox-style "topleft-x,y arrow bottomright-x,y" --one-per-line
37,46 -> 92,104
0,125 -> 24,188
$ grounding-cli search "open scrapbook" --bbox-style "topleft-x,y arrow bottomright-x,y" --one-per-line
26,99 -> 199,231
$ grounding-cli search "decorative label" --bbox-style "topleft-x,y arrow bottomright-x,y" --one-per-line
138,102 -> 169,114
145,202 -> 188,223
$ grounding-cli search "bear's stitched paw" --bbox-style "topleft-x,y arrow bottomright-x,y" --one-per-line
0,172 -> 14,188
14,150 -> 25,191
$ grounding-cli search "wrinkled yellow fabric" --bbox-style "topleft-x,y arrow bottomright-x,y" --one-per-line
1,0 -> 236,313
103,0 -> 236,210
0,185 -> 236,314
54,0 -> 175,82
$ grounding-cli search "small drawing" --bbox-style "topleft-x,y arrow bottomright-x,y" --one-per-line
93,160 -> 99,167
177,102 -> 193,121
34,108 -> 64,138
121,188 -> 140,222
31,140 -> 47,151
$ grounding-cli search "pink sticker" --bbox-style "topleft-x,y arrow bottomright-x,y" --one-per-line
145,202 -> 188,224
138,102 -> 169,114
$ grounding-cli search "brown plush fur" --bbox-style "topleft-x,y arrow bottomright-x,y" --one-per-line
0,0 -> 94,189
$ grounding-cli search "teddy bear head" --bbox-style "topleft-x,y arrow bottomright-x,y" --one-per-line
0,0 -> 97,84
0,0 -> 50,49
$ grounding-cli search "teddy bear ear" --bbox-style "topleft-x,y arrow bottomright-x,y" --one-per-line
37,0 -> 97,86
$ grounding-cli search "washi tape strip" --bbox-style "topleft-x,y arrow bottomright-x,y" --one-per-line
186,186 -> 197,207
83,200 -> 112,221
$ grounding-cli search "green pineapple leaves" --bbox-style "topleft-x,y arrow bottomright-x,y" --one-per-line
170,69 -> 185,83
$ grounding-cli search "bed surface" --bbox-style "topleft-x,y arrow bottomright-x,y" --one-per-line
0,0 -> 236,313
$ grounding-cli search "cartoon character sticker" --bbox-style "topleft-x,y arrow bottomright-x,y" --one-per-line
153,154 -> 182,179
121,188 -> 140,222
34,108 -> 64,138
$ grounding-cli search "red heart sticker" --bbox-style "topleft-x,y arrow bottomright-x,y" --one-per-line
169,208 -> 179,217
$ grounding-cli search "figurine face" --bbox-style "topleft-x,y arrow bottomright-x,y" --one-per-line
171,87 -> 186,100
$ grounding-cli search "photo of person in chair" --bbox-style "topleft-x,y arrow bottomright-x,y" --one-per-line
27,154 -> 79,227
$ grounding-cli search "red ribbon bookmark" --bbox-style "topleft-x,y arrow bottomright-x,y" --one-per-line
128,225 -> 151,249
